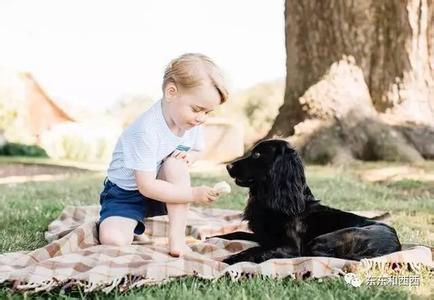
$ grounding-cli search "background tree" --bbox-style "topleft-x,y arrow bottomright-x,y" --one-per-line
267,0 -> 434,163
109,94 -> 153,128
0,68 -> 24,145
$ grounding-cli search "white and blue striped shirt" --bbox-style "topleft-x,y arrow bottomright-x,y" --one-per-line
107,99 -> 204,190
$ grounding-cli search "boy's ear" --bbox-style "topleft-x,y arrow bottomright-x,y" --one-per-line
165,82 -> 178,101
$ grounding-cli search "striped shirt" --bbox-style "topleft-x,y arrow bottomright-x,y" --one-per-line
107,99 -> 204,190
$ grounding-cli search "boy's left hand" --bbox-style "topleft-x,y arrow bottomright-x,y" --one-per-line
170,150 -> 193,166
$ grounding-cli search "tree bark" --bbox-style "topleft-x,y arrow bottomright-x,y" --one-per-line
267,0 -> 434,163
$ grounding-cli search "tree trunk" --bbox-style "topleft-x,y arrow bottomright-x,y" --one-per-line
267,0 -> 434,163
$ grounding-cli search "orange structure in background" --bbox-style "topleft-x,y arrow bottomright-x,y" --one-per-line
18,73 -> 74,142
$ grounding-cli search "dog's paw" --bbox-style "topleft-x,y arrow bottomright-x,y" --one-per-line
222,254 -> 244,265
222,257 -> 237,265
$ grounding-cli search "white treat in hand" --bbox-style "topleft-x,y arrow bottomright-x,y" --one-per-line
213,181 -> 231,194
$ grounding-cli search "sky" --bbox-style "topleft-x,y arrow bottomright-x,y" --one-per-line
0,0 -> 285,110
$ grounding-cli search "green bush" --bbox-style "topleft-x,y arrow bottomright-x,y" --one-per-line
0,142 -> 48,157
215,79 -> 284,147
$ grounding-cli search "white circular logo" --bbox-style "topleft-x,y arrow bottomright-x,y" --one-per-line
344,272 -> 362,287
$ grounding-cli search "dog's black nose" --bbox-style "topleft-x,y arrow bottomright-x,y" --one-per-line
226,164 -> 233,172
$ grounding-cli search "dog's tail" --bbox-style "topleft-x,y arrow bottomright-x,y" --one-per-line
369,212 -> 391,221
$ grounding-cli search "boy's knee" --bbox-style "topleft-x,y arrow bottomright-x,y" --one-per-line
159,157 -> 190,183
98,225 -> 133,246
162,156 -> 188,170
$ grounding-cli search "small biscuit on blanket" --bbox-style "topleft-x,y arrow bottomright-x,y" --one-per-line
213,181 -> 231,194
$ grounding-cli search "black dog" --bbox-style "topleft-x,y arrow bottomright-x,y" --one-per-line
213,139 -> 401,265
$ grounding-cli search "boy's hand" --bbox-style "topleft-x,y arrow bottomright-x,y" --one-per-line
170,150 -> 193,166
192,186 -> 219,204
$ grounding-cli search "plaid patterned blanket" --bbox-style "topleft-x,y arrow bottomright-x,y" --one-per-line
0,205 -> 432,293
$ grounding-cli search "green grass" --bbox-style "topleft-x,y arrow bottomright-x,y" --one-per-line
0,163 -> 433,299
1,277 -> 413,300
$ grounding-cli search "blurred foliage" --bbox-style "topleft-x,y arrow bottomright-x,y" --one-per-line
0,142 -> 48,157
0,69 -> 24,133
40,122 -> 121,162
215,79 -> 284,147
0,99 -> 17,132
109,94 -> 154,128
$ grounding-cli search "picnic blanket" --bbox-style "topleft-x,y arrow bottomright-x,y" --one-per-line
0,205 -> 432,293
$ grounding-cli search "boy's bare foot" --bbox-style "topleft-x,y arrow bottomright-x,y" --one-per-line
169,244 -> 192,257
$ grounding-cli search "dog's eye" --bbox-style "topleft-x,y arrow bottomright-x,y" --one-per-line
252,152 -> 261,159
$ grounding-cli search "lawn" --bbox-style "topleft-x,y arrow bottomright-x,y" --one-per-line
0,160 -> 433,299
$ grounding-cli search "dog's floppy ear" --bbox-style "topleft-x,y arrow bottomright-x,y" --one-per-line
268,144 -> 306,215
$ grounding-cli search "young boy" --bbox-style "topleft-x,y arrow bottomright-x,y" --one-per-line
98,53 -> 229,257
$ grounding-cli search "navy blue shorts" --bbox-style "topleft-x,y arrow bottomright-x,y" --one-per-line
98,178 -> 167,235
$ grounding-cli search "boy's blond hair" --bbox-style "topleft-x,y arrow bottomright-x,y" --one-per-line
162,53 -> 228,103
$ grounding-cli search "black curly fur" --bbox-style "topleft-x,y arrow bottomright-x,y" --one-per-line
212,139 -> 401,265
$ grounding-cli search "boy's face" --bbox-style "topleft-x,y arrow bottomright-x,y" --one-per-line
166,81 -> 221,130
